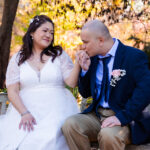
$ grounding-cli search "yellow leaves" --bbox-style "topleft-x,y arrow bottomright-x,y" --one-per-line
85,1 -> 92,10
131,0 -> 144,14
113,0 -> 122,6
91,8 -> 96,19
11,0 -> 150,62
102,1 -> 109,9
56,31 -> 81,48
80,0 -> 87,4
66,10 -> 75,22
94,1 -> 102,11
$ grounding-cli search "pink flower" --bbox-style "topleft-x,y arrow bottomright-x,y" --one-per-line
111,70 -> 121,78
110,69 -> 126,87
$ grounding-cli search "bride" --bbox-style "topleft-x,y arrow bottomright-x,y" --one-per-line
0,15 -> 80,150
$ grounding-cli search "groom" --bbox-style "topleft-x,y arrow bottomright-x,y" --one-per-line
62,20 -> 150,150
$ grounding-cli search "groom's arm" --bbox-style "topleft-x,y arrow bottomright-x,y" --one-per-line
116,50 -> 150,126
78,69 -> 91,98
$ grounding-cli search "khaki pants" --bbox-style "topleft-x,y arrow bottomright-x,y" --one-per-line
62,108 -> 131,150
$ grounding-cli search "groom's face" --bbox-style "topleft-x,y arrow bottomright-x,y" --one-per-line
80,29 -> 102,57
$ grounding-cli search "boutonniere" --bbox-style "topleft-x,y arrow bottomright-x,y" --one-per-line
110,69 -> 126,87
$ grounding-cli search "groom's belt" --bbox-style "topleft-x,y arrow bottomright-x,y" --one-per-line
98,106 -> 115,117
98,106 -> 110,109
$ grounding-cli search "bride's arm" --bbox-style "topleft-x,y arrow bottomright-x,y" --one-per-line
6,53 -> 29,115
7,83 -> 27,115
7,83 -> 36,131
6,53 -> 36,131
63,50 -> 90,88
64,60 -> 81,88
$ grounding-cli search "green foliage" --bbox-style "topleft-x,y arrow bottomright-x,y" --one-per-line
0,88 -> 7,93
66,85 -> 79,99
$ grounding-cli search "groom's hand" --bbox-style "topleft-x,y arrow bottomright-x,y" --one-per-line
76,50 -> 91,71
101,116 -> 121,128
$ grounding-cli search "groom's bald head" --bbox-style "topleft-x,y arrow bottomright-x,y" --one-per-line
82,20 -> 111,40
80,20 -> 114,56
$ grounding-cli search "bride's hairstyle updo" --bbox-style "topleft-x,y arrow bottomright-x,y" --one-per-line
18,15 -> 62,65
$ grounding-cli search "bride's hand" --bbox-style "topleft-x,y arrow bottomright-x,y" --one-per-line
19,113 -> 37,132
76,50 -> 91,71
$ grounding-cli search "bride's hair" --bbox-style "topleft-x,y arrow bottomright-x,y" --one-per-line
18,15 -> 62,65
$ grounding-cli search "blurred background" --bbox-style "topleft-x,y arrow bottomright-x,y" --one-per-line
0,0 -> 150,105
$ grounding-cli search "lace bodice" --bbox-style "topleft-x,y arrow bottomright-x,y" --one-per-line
6,51 -> 74,89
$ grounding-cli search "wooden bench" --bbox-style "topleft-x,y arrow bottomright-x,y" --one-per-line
81,98 -> 150,150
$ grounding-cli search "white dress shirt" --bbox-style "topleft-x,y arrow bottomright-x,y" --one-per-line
81,38 -> 119,108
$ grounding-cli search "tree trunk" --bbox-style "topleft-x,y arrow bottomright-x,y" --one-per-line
0,0 -> 19,89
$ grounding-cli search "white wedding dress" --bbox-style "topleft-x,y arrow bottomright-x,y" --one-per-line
0,51 -> 79,150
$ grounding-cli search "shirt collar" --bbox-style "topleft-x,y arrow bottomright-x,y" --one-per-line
98,38 -> 119,59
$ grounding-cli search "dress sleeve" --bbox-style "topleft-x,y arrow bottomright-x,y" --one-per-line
59,50 -> 74,80
6,53 -> 20,87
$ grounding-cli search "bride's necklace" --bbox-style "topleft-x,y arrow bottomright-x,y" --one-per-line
30,55 -> 42,66
32,54 -> 41,62
29,55 -> 43,81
